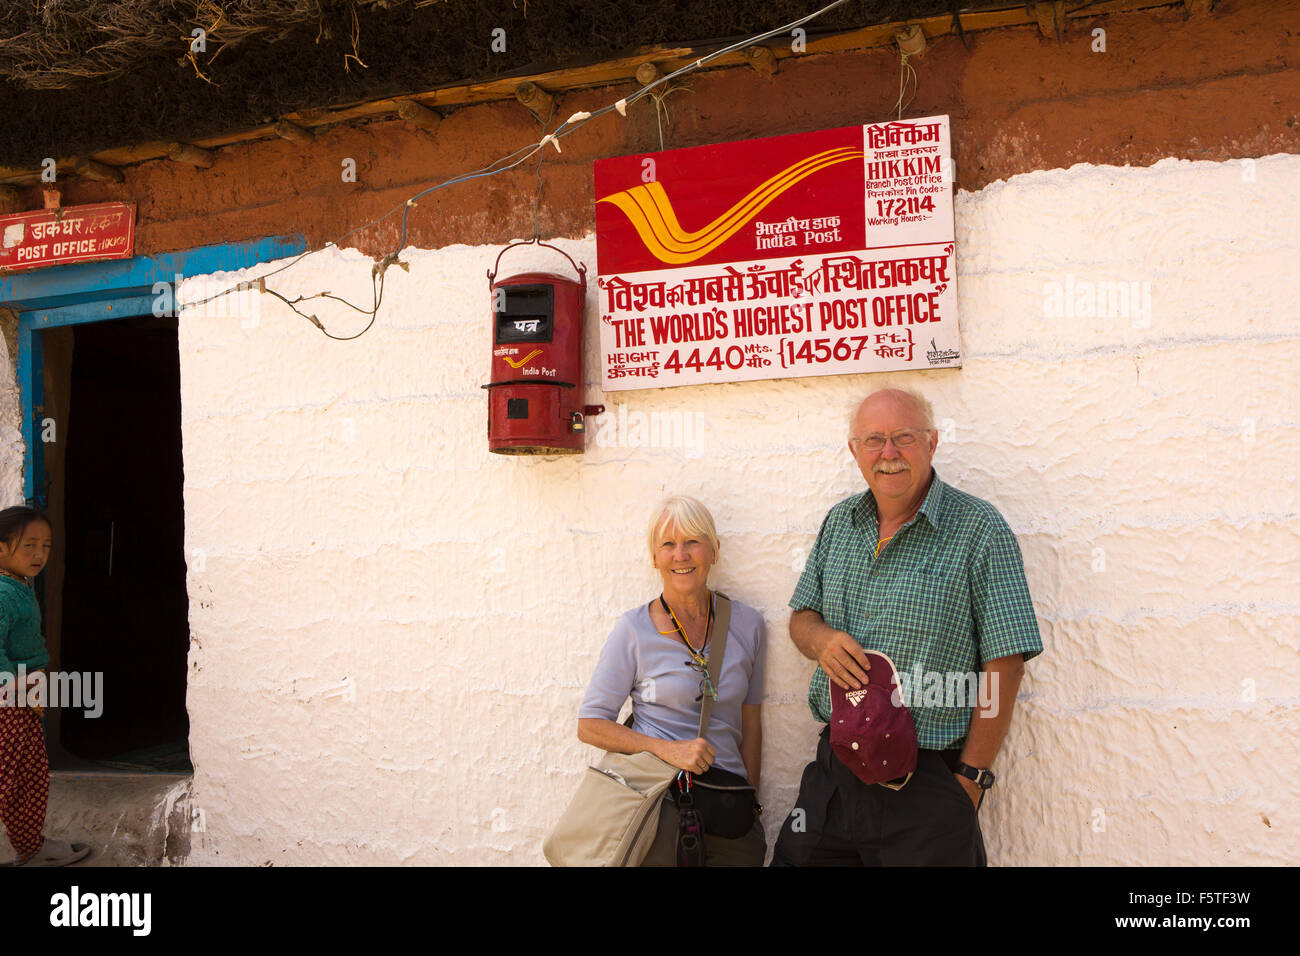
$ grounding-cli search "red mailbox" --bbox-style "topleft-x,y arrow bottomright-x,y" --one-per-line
483,243 -> 601,455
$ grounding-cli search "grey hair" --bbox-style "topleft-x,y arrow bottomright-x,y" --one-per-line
848,387 -> 936,434
648,496 -> 720,563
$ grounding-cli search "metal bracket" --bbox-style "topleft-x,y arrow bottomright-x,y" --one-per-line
487,238 -> 587,291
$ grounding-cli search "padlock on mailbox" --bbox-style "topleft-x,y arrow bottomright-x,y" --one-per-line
482,242 -> 603,455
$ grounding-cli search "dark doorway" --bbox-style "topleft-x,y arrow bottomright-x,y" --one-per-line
48,313 -> 191,771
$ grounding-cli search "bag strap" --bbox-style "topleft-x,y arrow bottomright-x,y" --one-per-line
695,593 -> 731,738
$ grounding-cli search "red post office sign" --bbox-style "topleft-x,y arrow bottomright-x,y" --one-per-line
0,202 -> 136,273
594,117 -> 960,390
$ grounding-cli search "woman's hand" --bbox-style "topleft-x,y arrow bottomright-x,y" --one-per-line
656,737 -> 716,774
575,721 -> 714,773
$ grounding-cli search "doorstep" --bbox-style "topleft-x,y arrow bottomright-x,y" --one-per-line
3,770 -> 194,867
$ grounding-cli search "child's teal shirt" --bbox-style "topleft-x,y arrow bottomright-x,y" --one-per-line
0,575 -> 47,680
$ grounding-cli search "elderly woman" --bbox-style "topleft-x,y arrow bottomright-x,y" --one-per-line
577,496 -> 767,866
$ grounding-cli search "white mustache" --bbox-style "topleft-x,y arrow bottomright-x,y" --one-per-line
874,460 -> 911,474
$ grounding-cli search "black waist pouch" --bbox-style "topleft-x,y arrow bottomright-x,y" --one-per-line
670,767 -> 756,839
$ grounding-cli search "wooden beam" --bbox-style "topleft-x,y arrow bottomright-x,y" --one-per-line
74,157 -> 124,183
515,81 -> 555,117
743,45 -> 777,76
167,142 -> 215,167
895,24 -> 927,56
396,98 -> 443,133
273,120 -> 315,144
635,62 -> 662,86
1035,2 -> 1067,40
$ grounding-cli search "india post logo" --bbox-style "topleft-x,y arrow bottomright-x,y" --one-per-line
594,126 -> 867,275
597,146 -> 862,265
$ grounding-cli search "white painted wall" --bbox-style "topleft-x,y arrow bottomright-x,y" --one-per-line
6,153 -> 1296,865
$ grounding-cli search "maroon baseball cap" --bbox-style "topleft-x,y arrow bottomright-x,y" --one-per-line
829,650 -> 918,789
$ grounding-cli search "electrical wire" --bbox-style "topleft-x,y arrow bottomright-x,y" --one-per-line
532,99 -> 558,241
178,0 -> 856,339
892,50 -> 918,120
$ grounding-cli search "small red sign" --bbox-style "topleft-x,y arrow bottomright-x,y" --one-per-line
0,202 -> 135,273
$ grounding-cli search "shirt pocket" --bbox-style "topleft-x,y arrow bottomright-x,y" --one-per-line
886,569 -> 971,655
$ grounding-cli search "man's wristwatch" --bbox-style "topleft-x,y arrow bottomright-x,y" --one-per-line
953,761 -> 996,790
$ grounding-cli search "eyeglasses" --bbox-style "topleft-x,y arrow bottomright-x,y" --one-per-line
687,659 -> 718,703
850,429 -> 932,452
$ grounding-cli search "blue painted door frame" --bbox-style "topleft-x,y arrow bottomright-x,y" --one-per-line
0,236 -> 306,506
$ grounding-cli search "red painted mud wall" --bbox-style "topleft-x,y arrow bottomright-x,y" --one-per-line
9,0 -> 1298,259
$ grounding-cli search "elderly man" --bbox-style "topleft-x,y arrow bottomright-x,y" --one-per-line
770,387 -> 1042,866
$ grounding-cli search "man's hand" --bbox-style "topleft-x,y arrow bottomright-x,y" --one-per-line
789,610 -> 872,689
954,773 -> 982,811
815,629 -> 872,689
657,737 -> 717,774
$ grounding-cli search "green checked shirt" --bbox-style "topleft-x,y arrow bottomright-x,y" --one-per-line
791,469 -> 1042,750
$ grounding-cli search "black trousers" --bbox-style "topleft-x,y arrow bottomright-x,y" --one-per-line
770,728 -> 987,866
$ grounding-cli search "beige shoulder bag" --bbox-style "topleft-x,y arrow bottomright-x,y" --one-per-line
544,594 -> 732,867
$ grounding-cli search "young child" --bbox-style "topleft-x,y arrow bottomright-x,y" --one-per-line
0,505 -> 89,866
